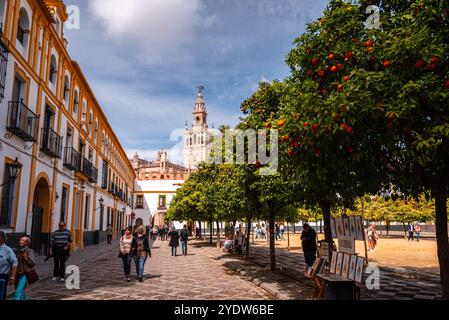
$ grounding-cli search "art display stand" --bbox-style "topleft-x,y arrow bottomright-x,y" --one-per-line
309,215 -> 367,300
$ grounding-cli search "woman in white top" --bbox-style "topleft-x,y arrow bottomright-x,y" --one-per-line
119,227 -> 133,282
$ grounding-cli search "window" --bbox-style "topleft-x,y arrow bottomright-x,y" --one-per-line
0,163 -> 20,227
66,128 -> 73,148
0,36 -> 8,102
88,112 -> 92,135
94,120 -> 98,142
158,195 -> 166,209
49,55 -> 57,84
17,8 -> 30,48
84,195 -> 90,230
60,186 -> 68,223
136,195 -> 144,209
73,91 -> 79,115
102,160 -> 108,189
63,76 -> 70,101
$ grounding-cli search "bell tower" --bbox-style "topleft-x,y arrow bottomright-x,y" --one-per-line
184,86 -> 213,172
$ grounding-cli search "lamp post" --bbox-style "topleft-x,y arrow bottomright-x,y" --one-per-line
98,197 -> 105,231
0,158 -> 22,188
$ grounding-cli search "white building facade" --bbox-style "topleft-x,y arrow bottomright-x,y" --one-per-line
0,0 -> 135,254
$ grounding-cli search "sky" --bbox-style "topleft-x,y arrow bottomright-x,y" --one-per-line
63,0 -> 329,163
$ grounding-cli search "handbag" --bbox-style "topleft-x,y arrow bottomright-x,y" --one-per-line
26,270 -> 39,285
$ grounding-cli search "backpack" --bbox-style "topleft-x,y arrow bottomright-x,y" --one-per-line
181,229 -> 188,240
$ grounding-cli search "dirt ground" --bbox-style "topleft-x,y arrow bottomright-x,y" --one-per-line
251,232 -> 440,275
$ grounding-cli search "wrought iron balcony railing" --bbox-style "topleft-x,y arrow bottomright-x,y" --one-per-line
6,100 -> 38,142
63,147 -> 80,171
40,128 -> 63,158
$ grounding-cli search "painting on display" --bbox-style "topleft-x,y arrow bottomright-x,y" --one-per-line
330,252 -> 338,274
355,256 -> 366,283
331,218 -> 337,238
348,254 -> 358,280
341,253 -> 351,278
335,217 -> 344,238
335,252 -> 344,276
343,216 -> 351,237
349,216 -> 357,239
354,216 -> 365,241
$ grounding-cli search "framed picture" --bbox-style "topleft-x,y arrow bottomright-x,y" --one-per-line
354,216 -> 365,241
335,217 -> 344,239
335,252 -> 344,276
330,251 -> 338,274
343,216 -> 351,237
355,256 -> 366,283
338,236 -> 356,254
331,218 -> 337,238
341,253 -> 351,278
348,254 -> 358,280
310,258 -> 323,277
318,257 -> 327,274
349,216 -> 356,239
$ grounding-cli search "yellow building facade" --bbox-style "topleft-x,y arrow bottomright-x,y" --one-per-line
0,0 -> 135,253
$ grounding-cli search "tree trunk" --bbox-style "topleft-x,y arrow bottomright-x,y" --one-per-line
433,187 -> 449,299
319,219 -> 323,234
269,210 -> 276,271
402,222 -> 407,237
319,200 -> 333,258
198,221 -> 202,239
209,220 -> 213,244
216,221 -> 221,248
246,217 -> 251,258
293,224 -> 296,234
386,221 -> 390,236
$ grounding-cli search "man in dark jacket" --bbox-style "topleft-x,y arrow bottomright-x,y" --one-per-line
301,223 -> 317,268
180,225 -> 189,256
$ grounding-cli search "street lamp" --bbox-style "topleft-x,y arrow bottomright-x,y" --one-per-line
1,158 -> 21,187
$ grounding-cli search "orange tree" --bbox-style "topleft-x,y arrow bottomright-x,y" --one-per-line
282,0 -> 449,297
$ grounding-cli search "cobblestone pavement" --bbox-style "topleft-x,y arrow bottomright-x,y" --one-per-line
25,239 -> 272,300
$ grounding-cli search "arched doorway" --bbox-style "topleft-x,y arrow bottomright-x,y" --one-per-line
31,177 -> 51,255
152,211 -> 165,228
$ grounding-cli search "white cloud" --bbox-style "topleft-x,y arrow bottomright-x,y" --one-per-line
88,0 -> 211,63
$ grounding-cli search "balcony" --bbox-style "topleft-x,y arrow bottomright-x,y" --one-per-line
109,182 -> 115,194
40,128 -> 63,158
63,147 -> 80,171
6,100 -> 38,142
80,157 -> 97,183
89,167 -> 98,184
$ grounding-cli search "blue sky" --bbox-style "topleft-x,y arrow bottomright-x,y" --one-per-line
64,0 -> 329,162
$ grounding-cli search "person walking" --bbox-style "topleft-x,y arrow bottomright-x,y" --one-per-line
13,236 -> 37,300
0,231 -> 18,300
180,225 -> 189,256
407,222 -> 415,242
152,226 -> 158,241
168,227 -> 180,257
414,223 -> 421,242
300,223 -> 317,268
164,225 -> 170,241
131,225 -> 151,283
275,223 -> 280,241
119,227 -> 133,282
368,224 -> 379,251
107,224 -> 113,245
280,224 -> 285,241
49,221 -> 73,282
